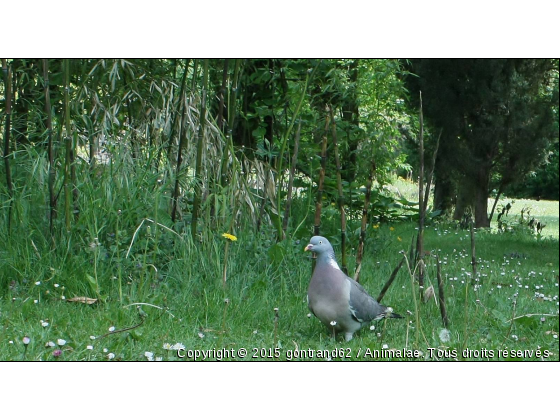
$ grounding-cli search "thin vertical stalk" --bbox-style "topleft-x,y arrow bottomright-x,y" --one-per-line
166,59 -> 190,161
355,155 -> 376,282
417,91 -> 425,288
281,122 -> 301,237
190,60 -> 199,90
488,183 -> 504,223
313,112 -> 329,236
171,89 -> 188,223
217,59 -> 229,132
71,131 -> 79,220
403,254 -> 420,349
222,241 -> 230,288
171,60 -> 191,223
220,59 -> 241,188
63,59 -> 72,232
470,219 -> 477,280
256,166 -> 270,233
422,129 -> 441,214
329,106 -> 347,274
122,68 -> 136,159
191,59 -> 208,241
42,59 -> 56,235
273,307 -> 279,353
436,256 -> 449,328
461,276 -> 470,353
376,257 -> 405,303
116,211 -> 123,303
275,70 -> 311,241
409,232 -> 417,270
1,59 -> 14,232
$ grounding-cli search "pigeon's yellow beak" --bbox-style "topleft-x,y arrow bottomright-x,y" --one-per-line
304,244 -> 313,252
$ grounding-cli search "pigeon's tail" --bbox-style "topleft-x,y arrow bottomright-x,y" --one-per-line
373,308 -> 404,321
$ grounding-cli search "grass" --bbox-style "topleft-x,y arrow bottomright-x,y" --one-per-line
1,158 -> 558,361
1,208 -> 558,361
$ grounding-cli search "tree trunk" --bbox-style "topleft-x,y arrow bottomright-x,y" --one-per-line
433,174 -> 455,216
453,178 -> 472,222
433,146 -> 456,216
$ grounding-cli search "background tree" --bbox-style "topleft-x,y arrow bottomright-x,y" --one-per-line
404,59 -> 559,227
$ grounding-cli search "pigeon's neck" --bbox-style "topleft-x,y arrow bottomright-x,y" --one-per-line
318,251 -> 341,271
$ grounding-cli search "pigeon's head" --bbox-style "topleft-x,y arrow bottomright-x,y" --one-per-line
304,236 -> 333,255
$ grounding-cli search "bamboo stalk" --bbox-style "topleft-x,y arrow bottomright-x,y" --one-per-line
281,122 -> 301,237
71,131 -> 79,220
217,59 -> 229,133
436,256 -> 449,328
166,60 -> 190,163
329,106 -> 348,274
191,60 -> 199,90
170,59 -> 190,222
42,59 -> 56,235
1,59 -> 14,232
376,256 -> 405,303
191,59 -> 209,241
276,70 -> 311,241
220,59 -> 241,188
313,111 -> 329,236
122,68 -> 136,159
63,59 -> 72,231
417,91 -> 425,288
171,70 -> 189,223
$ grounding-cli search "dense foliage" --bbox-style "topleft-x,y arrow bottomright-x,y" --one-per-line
1,59 -> 558,297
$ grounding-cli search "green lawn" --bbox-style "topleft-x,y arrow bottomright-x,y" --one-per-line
1,197 -> 558,361
494,198 -> 559,239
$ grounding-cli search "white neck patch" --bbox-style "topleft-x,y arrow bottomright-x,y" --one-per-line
328,258 -> 341,270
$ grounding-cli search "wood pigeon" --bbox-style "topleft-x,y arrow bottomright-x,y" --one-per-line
305,235 -> 402,341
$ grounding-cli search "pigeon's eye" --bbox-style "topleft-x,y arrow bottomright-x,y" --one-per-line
319,241 -> 322,244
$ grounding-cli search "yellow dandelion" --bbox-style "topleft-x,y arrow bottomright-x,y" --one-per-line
397,236 -> 402,242
222,233 -> 237,241
389,227 -> 395,231
373,224 -> 379,229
